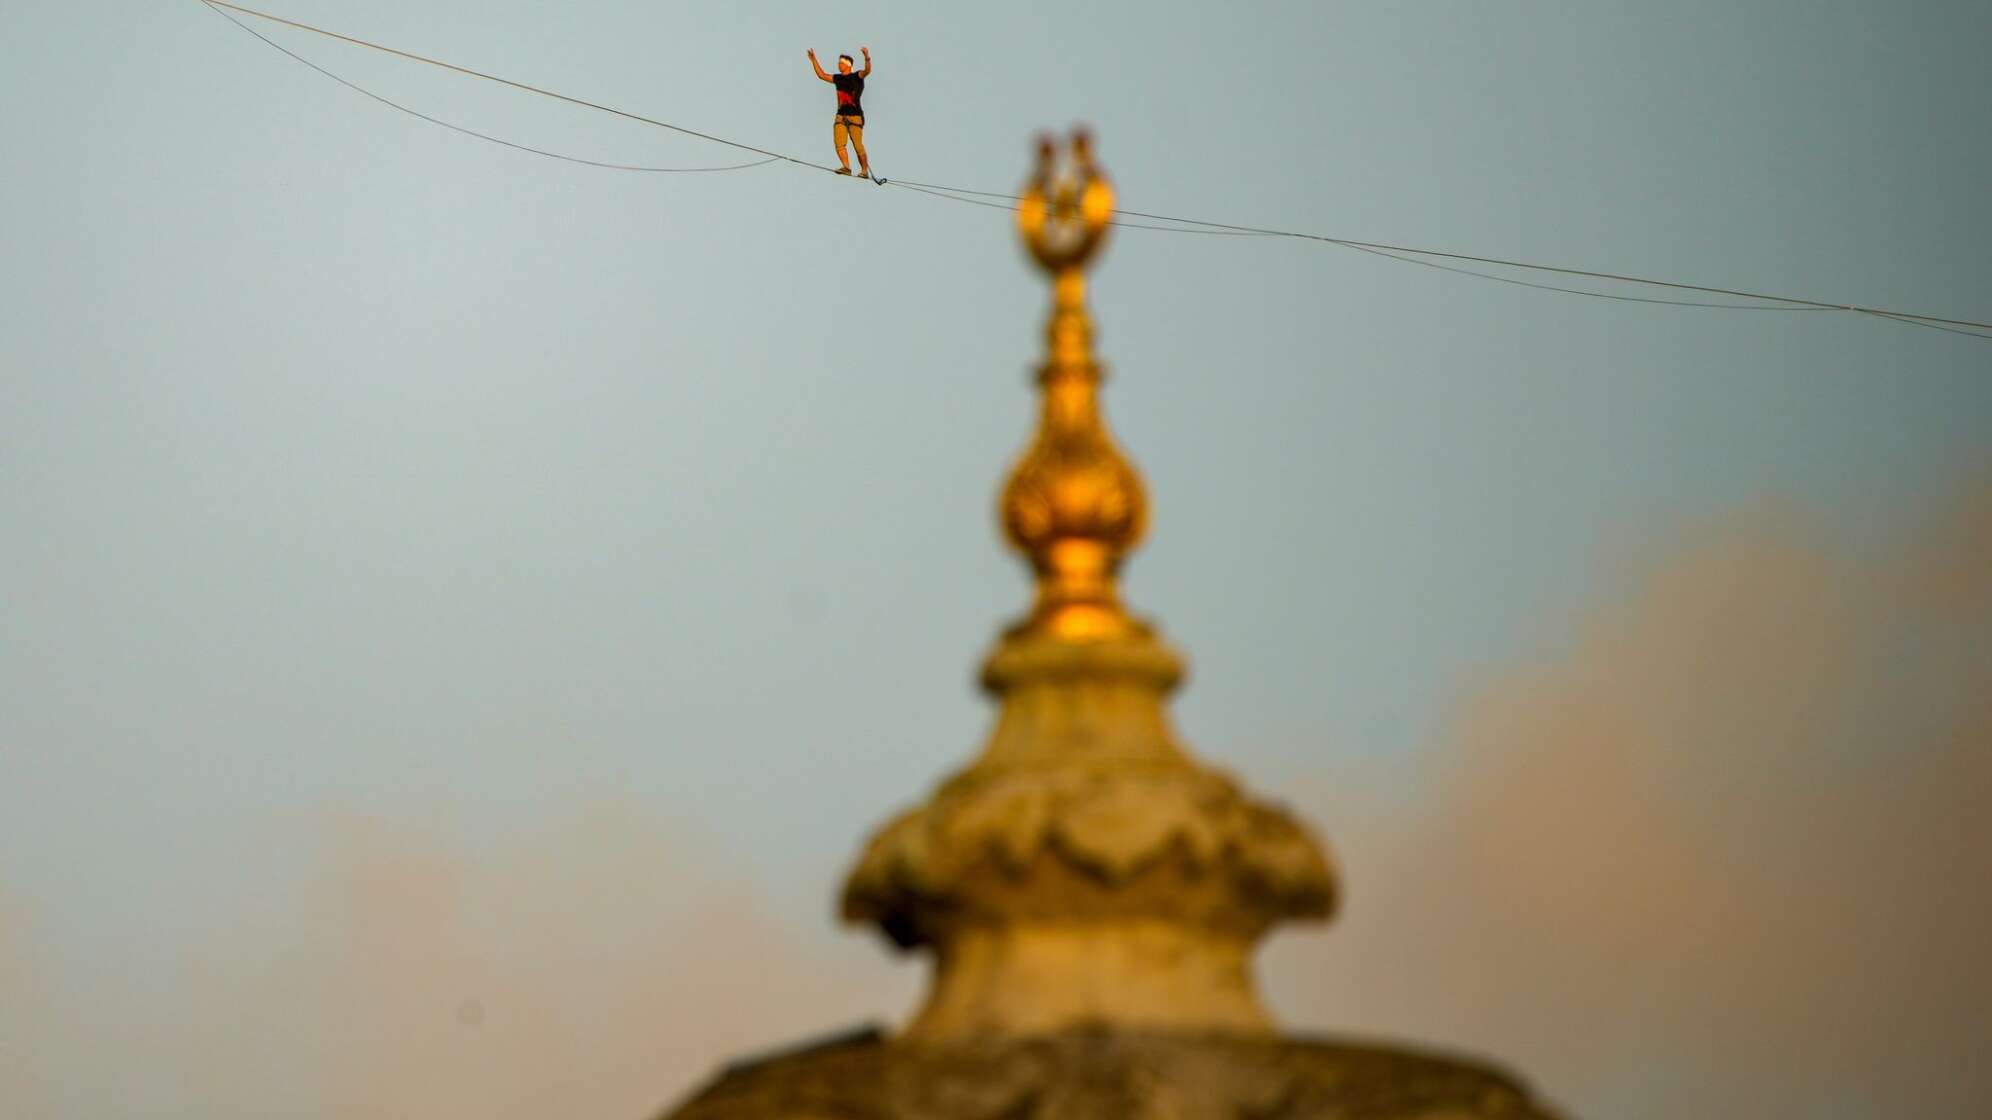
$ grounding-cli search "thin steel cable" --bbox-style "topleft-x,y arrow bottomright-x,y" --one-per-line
200,2 -> 1990,338
1334,243 -> 1830,311
891,176 -> 1989,331
201,0 -> 839,175
894,181 -> 1272,236
1856,309 -> 1992,341
1109,211 -> 1992,331
898,182 -> 1829,309
201,1 -> 777,173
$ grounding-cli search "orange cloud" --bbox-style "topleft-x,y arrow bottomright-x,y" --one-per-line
1266,483 -> 1992,1119
0,890 -> 60,1116
167,803 -> 913,1118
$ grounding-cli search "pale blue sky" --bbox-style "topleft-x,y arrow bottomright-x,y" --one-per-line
2,2 -> 1988,1117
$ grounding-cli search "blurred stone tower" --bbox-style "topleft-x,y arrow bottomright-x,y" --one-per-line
660,134 -> 1560,1120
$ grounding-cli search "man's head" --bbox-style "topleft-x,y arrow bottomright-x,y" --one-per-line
837,54 -> 854,73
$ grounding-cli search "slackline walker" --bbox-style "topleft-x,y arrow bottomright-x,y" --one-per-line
807,46 -> 884,184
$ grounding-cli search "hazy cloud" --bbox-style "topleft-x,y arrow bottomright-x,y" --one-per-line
1267,481 -> 1992,1119
0,890 -> 61,1116
3,805 -> 910,1119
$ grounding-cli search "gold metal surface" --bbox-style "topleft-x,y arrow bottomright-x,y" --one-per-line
1001,132 -> 1148,642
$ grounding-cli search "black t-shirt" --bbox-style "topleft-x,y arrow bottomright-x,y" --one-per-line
832,72 -> 864,118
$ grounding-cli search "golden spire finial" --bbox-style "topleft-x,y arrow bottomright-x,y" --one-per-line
839,129 -> 1337,1043
1000,131 -> 1148,641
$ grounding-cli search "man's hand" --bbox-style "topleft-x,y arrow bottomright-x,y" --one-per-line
807,48 -> 817,59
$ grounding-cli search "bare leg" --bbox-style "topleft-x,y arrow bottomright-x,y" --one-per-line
850,122 -> 869,176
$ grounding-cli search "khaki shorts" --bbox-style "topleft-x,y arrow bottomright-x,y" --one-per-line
833,115 -> 865,146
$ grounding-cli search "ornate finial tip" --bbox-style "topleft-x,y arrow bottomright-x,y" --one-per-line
1004,127 -> 1141,640
1017,130 -> 1115,276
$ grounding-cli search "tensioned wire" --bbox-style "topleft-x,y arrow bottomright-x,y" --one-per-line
202,1 -> 775,173
196,1 -> 1992,338
893,181 -> 1829,310
200,0 -> 835,173
892,180 -> 1992,327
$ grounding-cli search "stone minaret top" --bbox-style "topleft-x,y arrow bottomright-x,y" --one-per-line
840,133 -> 1338,1041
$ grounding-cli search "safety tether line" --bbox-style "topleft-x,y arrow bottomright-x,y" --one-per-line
201,1 -> 777,173
201,0 -> 837,174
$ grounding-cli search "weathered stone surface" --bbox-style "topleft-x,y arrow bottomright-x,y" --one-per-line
845,634 -> 1336,944
662,1027 -> 1564,1120
840,627 -> 1338,1040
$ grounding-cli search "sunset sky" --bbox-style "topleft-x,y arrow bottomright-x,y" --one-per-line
3,2 -> 1988,1117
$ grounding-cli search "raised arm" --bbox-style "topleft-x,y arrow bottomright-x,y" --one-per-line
860,46 -> 873,77
806,48 -> 833,81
